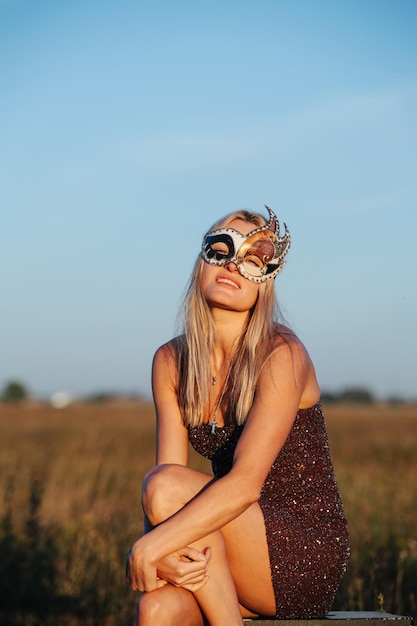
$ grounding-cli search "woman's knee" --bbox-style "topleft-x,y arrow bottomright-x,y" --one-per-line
136,591 -> 167,625
142,464 -> 188,525
142,464 -> 211,526
136,587 -> 204,626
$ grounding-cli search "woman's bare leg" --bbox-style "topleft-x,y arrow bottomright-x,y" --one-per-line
143,464 -> 243,625
220,500 -> 276,616
135,586 -> 205,626
141,464 -> 275,623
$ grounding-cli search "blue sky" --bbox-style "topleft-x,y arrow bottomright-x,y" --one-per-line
1,0 -> 416,400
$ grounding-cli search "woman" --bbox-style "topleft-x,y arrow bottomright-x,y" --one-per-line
126,206 -> 350,626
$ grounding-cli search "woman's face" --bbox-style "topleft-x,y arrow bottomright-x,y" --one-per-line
201,219 -> 261,313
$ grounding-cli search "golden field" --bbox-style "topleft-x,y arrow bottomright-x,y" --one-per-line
0,401 -> 416,625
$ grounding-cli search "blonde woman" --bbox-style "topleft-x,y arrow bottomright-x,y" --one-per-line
126,207 -> 349,626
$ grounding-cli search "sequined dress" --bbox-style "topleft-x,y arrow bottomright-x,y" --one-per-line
188,403 -> 350,619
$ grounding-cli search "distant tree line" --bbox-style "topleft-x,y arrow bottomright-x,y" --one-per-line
0,381 -> 146,405
320,386 -> 375,404
1,380 -> 28,403
1,380 -> 412,405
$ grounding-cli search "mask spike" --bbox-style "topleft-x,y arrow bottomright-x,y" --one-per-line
264,205 -> 279,234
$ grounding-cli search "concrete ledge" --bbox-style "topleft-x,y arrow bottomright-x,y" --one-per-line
243,611 -> 413,626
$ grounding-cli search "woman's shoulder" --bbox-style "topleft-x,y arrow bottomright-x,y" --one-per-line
152,338 -> 183,393
154,335 -> 184,356
265,325 -> 320,405
264,324 -> 314,373
271,324 -> 305,351
153,336 -> 182,370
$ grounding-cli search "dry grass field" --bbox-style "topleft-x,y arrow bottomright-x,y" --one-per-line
0,400 -> 416,625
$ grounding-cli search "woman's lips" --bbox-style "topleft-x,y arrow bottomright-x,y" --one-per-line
216,276 -> 240,289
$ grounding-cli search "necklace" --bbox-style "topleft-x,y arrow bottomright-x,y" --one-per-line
209,362 -> 233,434
211,358 -> 229,386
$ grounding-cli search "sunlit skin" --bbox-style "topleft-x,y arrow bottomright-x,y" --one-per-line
126,216 -> 321,626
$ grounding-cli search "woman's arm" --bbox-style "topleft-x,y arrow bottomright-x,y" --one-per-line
128,334 -> 319,591
135,341 -> 211,591
152,342 -> 190,465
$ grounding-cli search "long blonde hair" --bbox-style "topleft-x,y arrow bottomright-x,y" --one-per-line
175,210 -> 284,427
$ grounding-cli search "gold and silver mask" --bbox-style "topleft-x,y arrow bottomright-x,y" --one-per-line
201,206 -> 291,283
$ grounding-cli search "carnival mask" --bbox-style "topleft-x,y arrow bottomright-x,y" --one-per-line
201,206 -> 291,283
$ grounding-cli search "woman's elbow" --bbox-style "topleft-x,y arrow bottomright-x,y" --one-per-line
245,484 -> 263,505
230,471 -> 263,507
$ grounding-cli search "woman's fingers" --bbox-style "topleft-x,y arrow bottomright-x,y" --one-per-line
155,546 -> 212,588
126,542 -> 163,592
202,546 -> 212,566
154,578 -> 169,589
180,575 -> 209,592
126,542 -> 213,592
178,546 -> 206,562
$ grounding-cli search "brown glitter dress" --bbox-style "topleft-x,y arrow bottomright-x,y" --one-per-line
188,403 -> 350,618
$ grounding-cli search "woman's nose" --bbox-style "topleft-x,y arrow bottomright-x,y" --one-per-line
225,260 -> 238,272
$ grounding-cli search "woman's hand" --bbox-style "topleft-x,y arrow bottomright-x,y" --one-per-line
126,538 -> 167,592
157,546 -> 211,592
126,538 -> 211,593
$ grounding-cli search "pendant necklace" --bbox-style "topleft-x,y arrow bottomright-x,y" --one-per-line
211,358 -> 229,386
209,361 -> 232,434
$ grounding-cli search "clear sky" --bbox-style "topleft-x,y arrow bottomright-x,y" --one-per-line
1,0 -> 416,401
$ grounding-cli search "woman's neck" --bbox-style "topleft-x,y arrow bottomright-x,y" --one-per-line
210,308 -> 249,359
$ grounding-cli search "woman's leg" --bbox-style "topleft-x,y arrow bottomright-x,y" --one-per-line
220,500 -> 276,616
142,464 -> 276,622
135,586 -> 205,626
143,464 -> 243,626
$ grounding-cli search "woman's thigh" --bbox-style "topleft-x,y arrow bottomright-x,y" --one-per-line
221,502 -> 276,618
